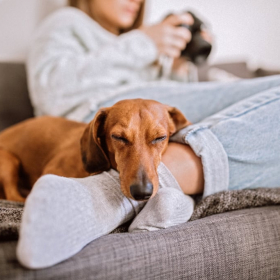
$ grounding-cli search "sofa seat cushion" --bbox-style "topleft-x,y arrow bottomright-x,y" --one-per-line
1,205 -> 280,279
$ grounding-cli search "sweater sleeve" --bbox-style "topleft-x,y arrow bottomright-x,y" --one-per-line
27,8 -> 158,118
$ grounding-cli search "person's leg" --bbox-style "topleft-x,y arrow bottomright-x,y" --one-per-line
170,85 -> 280,197
90,75 -> 280,124
127,83 -> 280,232
161,142 -> 204,195
17,163 -> 193,269
63,76 -> 280,236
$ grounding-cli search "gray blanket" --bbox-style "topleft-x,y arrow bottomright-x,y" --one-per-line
1,187 -> 280,241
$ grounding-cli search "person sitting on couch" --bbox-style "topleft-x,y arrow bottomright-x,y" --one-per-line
18,0 -> 280,269
27,0 -> 211,122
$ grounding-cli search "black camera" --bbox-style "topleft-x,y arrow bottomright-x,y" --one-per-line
180,11 -> 212,65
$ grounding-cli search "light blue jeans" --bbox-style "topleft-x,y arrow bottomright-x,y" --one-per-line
95,75 -> 280,197
17,76 -> 280,269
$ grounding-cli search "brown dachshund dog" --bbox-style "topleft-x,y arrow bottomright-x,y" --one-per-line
0,99 -> 190,202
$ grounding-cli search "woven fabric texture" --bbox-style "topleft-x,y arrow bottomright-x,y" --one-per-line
1,205 -> 280,279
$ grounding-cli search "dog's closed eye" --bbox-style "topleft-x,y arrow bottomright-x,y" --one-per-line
111,134 -> 129,144
151,135 -> 167,144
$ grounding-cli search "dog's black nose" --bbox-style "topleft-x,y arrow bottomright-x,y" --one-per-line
130,182 -> 153,201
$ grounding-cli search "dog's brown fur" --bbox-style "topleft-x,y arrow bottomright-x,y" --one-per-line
0,99 -> 190,202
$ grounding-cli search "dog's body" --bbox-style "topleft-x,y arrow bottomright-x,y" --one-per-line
0,117 -> 89,201
0,99 -> 190,202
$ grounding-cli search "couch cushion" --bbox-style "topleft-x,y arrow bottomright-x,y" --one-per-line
1,206 -> 280,279
0,62 -> 34,131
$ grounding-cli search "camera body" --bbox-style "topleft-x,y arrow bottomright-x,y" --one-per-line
180,11 -> 212,65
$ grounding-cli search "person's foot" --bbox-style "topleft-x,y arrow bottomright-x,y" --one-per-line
129,187 -> 194,232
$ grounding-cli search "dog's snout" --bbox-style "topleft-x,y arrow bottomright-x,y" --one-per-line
130,182 -> 153,201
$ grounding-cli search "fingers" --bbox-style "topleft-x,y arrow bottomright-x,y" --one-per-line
173,26 -> 192,43
139,13 -> 195,59
160,14 -> 193,58
160,26 -> 192,58
163,13 -> 194,27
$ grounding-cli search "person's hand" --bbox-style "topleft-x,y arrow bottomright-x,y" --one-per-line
139,13 -> 194,59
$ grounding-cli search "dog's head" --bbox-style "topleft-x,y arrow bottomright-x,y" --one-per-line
80,99 -> 191,201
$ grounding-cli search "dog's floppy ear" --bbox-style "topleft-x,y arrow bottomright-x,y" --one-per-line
80,108 -> 111,173
167,106 -> 192,134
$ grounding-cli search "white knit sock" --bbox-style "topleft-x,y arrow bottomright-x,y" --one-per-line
17,170 -> 143,269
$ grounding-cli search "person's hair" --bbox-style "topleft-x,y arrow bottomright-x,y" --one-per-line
68,0 -> 145,33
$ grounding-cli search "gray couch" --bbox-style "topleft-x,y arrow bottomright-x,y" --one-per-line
1,62 -> 280,280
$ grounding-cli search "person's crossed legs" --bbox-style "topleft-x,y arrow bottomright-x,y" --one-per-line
17,81 -> 280,269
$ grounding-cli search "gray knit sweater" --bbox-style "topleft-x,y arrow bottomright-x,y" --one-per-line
27,7 -> 162,121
